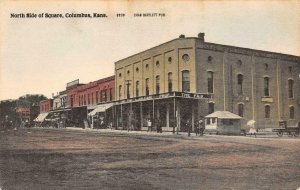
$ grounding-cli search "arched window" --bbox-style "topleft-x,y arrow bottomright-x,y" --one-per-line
126,83 -> 131,99
289,66 -> 292,73
208,102 -> 214,114
182,70 -> 190,92
237,74 -> 243,95
109,88 -> 113,101
289,106 -> 294,119
208,56 -> 213,63
265,105 -> 270,118
119,85 -> 122,99
238,103 -> 244,117
103,89 -> 107,102
136,81 -> 139,97
264,77 -> 270,96
288,79 -> 294,98
168,72 -> 173,92
96,91 -> 98,103
264,63 -> 268,71
208,71 -> 214,93
156,76 -> 160,94
237,60 -> 242,66
145,78 -> 149,96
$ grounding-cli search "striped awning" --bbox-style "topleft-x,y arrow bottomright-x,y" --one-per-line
88,103 -> 113,116
34,112 -> 49,122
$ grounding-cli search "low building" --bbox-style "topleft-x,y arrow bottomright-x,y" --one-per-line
204,111 -> 242,135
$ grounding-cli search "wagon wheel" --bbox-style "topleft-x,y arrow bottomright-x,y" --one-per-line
277,131 -> 283,137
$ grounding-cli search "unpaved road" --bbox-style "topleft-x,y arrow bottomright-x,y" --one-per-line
0,128 -> 299,190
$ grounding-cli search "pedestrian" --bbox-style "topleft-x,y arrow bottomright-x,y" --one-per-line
156,118 -> 160,133
157,118 -> 163,133
186,119 -> 191,136
195,120 -> 200,136
199,119 -> 204,136
147,119 -> 152,132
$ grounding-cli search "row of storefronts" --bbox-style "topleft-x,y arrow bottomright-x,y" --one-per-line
34,33 -> 300,131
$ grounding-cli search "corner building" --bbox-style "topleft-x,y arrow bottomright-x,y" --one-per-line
115,33 -> 300,130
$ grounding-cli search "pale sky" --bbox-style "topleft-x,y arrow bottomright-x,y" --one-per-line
0,0 -> 299,100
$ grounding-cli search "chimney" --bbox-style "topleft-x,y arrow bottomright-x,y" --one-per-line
179,34 -> 185,38
198,32 -> 205,41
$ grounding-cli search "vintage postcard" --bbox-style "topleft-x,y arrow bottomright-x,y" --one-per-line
0,1 -> 299,189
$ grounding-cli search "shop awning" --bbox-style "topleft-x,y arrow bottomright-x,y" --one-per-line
34,112 -> 49,122
88,103 -> 113,116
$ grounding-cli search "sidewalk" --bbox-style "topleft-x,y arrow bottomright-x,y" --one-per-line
64,127 -> 292,140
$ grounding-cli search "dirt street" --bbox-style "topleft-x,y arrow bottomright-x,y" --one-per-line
0,128 -> 299,190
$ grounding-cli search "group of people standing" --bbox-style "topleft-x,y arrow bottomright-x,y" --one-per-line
147,118 -> 163,133
146,117 -> 205,135
186,119 -> 205,136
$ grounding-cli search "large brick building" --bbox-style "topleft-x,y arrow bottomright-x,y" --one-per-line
115,33 -> 300,129
39,99 -> 53,113
66,76 -> 115,109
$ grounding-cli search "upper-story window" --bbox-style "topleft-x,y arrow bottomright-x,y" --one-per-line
168,57 -> 172,64
289,66 -> 292,73
264,63 -> 268,71
156,75 -> 160,94
237,74 -> 243,95
119,85 -> 122,99
96,91 -> 99,103
237,60 -> 242,66
136,81 -> 139,97
208,56 -> 213,63
288,79 -> 294,98
168,72 -> 173,92
109,88 -> 113,101
156,61 -> 160,67
289,106 -> 295,119
126,83 -> 131,99
103,90 -> 107,102
182,54 -> 190,62
136,67 -> 139,72
264,77 -> 270,96
100,90 -> 103,102
119,73 -> 122,77
208,102 -> 214,114
88,94 -> 90,105
145,78 -> 150,96
238,103 -> 244,117
182,70 -> 190,92
127,70 -> 130,75
265,105 -> 270,118
208,71 -> 214,93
